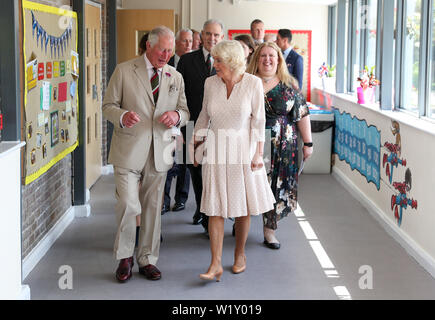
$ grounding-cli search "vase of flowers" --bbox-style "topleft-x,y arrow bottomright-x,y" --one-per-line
357,66 -> 379,104
318,62 -> 336,92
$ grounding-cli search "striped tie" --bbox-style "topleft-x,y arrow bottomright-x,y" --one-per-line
151,67 -> 159,103
206,54 -> 211,75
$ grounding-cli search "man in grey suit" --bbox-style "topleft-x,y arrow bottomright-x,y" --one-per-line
103,26 -> 190,283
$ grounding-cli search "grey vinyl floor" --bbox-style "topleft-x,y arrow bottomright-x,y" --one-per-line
25,173 -> 435,300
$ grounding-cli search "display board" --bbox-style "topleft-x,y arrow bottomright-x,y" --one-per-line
228,29 -> 312,101
22,1 -> 79,185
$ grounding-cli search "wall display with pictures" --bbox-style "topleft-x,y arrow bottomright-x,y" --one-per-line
228,29 -> 312,101
22,1 -> 79,185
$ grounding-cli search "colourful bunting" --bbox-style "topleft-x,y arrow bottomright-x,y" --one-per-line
31,10 -> 72,58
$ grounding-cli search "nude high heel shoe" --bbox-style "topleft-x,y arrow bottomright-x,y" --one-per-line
232,256 -> 246,274
199,267 -> 223,282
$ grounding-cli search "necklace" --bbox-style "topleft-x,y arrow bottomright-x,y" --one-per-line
262,75 -> 276,83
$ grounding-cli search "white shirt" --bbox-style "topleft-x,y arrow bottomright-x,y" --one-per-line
173,54 -> 180,69
144,53 -> 163,84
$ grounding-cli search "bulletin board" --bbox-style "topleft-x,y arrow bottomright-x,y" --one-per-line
228,29 -> 312,101
22,1 -> 79,185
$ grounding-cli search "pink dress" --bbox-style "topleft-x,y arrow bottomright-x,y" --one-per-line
194,73 -> 276,218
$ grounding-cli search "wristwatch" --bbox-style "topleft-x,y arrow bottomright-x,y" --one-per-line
304,142 -> 313,147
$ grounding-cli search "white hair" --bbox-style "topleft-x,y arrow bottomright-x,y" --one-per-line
211,40 -> 246,77
148,26 -> 174,48
203,19 -> 224,33
176,28 -> 193,40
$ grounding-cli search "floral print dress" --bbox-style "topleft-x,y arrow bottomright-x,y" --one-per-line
263,82 -> 310,230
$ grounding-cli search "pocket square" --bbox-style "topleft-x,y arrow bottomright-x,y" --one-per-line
169,84 -> 178,93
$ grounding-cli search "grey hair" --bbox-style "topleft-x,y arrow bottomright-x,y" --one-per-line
148,26 -> 175,48
175,28 -> 193,40
203,19 -> 225,33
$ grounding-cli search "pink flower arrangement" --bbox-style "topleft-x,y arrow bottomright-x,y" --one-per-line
357,66 -> 379,90
165,72 -> 171,77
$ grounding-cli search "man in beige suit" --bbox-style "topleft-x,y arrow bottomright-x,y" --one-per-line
103,26 -> 189,282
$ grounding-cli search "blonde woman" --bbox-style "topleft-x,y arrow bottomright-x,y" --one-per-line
193,40 -> 275,281
247,42 -> 313,250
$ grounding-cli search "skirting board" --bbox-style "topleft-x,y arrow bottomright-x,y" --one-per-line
332,166 -> 435,279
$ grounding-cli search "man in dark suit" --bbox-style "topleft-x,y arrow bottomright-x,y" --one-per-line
276,29 -> 303,90
177,19 -> 224,236
250,19 -> 265,46
163,29 -> 193,214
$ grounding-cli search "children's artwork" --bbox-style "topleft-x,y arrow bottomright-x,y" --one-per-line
37,112 -> 45,127
36,133 -> 42,148
70,80 -> 77,98
23,1 -> 79,184
50,111 -> 59,146
382,121 -> 406,184
58,82 -> 67,102
65,99 -> 71,112
46,62 -> 52,78
40,81 -> 51,110
31,148 -> 36,165
53,61 -> 60,77
71,50 -> 79,77
60,61 -> 65,77
38,63 -> 45,80
27,59 -> 38,91
390,169 -> 418,226
332,108 -> 381,190
381,120 -> 418,227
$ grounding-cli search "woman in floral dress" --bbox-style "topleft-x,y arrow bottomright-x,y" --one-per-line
247,42 -> 313,249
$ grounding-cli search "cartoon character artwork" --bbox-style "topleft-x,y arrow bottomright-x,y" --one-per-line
391,168 -> 417,227
383,121 -> 406,184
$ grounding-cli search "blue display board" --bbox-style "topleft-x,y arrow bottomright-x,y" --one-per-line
333,108 -> 381,190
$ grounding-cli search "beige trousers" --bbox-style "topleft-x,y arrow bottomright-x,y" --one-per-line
113,145 -> 166,267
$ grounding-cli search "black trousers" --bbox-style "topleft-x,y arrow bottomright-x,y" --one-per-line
188,164 -> 208,230
164,163 -> 190,207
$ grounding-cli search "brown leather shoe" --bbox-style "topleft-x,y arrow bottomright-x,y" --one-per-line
116,257 -> 134,283
139,264 -> 161,280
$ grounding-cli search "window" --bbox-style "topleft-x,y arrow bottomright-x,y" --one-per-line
429,2 -> 435,119
366,0 -> 378,70
400,0 -> 422,113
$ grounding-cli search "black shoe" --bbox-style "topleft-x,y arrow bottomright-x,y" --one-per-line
192,210 -> 203,225
201,215 -> 209,231
263,238 -> 280,250
161,204 -> 170,215
172,202 -> 185,212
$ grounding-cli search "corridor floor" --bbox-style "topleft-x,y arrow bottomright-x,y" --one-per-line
25,173 -> 435,300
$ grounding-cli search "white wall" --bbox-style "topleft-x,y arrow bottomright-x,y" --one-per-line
121,0 -> 329,96
312,88 -> 435,278
0,142 -> 27,299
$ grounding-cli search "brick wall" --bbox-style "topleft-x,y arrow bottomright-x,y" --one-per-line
22,155 -> 72,258
21,0 -> 110,259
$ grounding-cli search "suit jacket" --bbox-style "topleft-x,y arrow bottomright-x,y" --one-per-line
168,55 -> 175,68
285,49 -> 304,90
176,47 -> 216,123
102,56 -> 190,172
